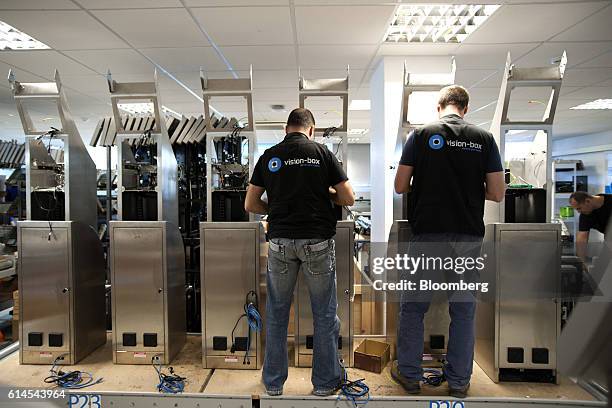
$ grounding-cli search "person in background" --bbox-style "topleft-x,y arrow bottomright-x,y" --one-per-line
569,191 -> 612,260
245,108 -> 355,397
393,85 -> 505,398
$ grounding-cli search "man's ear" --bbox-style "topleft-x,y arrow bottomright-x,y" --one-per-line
463,106 -> 469,116
309,126 -> 315,139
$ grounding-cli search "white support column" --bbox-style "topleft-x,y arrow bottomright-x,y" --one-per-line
370,56 -> 455,243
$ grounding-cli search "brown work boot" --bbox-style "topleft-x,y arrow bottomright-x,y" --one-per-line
390,360 -> 421,394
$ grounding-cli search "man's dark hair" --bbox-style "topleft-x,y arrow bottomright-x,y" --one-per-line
570,191 -> 593,204
438,85 -> 470,110
286,108 -> 315,129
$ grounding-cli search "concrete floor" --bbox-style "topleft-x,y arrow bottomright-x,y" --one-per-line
0,334 -> 595,401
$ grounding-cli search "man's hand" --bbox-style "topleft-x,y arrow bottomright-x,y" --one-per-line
244,184 -> 268,215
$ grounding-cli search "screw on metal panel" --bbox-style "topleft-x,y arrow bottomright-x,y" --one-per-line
130,403 -> 135,407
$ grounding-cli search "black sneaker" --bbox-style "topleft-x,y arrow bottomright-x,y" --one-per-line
390,360 -> 421,395
449,383 -> 470,399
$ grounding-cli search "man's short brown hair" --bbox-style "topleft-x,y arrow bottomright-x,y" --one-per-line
569,191 -> 592,204
438,85 -> 470,110
287,108 -> 315,129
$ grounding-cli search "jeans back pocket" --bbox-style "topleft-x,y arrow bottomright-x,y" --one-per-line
268,240 -> 288,274
305,239 -> 335,275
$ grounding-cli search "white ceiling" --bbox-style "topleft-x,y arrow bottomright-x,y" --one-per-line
0,0 -> 610,145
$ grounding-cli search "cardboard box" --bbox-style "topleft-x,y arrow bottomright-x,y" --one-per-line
354,339 -> 391,374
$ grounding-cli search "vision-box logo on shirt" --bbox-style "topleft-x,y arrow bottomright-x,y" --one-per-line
268,157 -> 282,172
268,157 -> 321,173
428,134 -> 482,152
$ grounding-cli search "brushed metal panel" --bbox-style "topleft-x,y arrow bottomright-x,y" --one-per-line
203,229 -> 255,357
20,225 -> 71,353
498,229 -> 559,370
112,226 -> 165,353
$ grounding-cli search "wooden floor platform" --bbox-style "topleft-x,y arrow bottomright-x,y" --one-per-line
0,334 -> 595,401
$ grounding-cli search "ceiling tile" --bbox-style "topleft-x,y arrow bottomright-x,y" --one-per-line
64,49 -> 153,75
455,69 -> 500,89
0,50 -> 98,77
295,5 -> 394,45
576,49 -> 612,68
92,9 -> 210,48
76,0 -> 182,8
517,42 -> 612,68
221,45 -> 296,70
558,86 -> 612,102
60,75 -> 108,93
191,7 -> 293,46
454,43 -> 539,69
378,43 -> 459,56
0,0 -> 78,9
465,2 -> 605,44
140,47 -> 226,72
552,3 -> 612,42
0,10 -> 127,50
299,45 -> 377,70
185,0 -> 288,5
562,68 -> 612,87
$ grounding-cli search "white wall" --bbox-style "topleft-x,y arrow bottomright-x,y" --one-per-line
347,144 -> 370,197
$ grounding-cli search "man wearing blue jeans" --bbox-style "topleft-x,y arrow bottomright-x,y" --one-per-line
245,108 -> 355,396
394,85 -> 505,398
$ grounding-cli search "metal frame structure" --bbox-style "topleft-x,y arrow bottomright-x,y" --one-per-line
27,390 -> 605,408
8,69 -> 105,365
387,60 -> 456,360
107,70 -> 185,365
298,67 -> 349,174
484,52 -> 567,225
201,66 -> 257,222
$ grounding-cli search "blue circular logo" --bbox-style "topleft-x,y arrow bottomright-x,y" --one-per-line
428,134 -> 445,150
268,157 -> 282,172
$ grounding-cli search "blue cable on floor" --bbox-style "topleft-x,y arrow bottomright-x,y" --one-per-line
44,355 -> 103,389
153,361 -> 186,394
337,362 -> 370,406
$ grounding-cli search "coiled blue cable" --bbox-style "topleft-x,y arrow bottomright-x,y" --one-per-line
44,356 -> 103,389
337,361 -> 370,406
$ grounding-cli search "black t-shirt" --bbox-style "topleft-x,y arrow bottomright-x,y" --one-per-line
250,132 -> 348,239
578,194 -> 612,235
399,114 -> 503,237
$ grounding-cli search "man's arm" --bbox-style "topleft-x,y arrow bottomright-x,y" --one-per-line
395,164 -> 413,194
244,184 -> 268,215
330,180 -> 355,206
576,230 -> 589,261
485,171 -> 505,202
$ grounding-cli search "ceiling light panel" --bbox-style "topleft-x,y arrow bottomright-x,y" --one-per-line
0,21 -> 50,50
570,99 -> 612,110
385,4 -> 500,44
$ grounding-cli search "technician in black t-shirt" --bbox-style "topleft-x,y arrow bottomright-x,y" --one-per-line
245,108 -> 354,397
391,85 -> 505,398
569,191 -> 612,260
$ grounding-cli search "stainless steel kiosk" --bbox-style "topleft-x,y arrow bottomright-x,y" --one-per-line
9,70 -> 106,365
107,70 -> 185,365
200,222 -> 266,369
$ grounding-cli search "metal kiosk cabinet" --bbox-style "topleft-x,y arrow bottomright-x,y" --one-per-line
475,223 -> 561,383
9,70 -> 106,365
200,222 -> 265,369
107,71 -> 185,365
295,220 -> 354,367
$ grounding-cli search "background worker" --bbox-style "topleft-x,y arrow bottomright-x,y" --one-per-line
244,108 -> 355,397
569,191 -> 612,260
393,85 -> 505,398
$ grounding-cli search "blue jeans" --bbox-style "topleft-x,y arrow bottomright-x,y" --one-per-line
263,238 -> 342,392
397,233 -> 482,389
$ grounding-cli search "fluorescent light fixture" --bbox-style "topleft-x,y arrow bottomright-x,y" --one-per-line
0,21 -> 50,50
349,100 -> 371,111
385,4 -> 501,43
570,99 -> 612,110
118,102 -> 181,118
